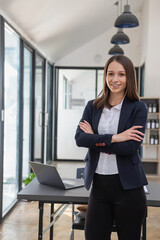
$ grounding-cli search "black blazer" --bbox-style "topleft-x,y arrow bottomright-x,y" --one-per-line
75,97 -> 148,190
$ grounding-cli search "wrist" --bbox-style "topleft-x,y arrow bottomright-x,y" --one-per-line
111,134 -> 118,143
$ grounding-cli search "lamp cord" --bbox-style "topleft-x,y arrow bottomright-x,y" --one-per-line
120,0 -> 122,14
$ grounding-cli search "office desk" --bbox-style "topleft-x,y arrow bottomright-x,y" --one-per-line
17,179 -> 160,240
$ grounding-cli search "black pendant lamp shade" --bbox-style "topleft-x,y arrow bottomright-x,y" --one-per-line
108,45 -> 124,55
111,28 -> 130,44
114,4 -> 139,28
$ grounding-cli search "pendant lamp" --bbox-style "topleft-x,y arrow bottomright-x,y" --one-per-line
108,45 -> 124,55
111,28 -> 130,44
114,3 -> 139,28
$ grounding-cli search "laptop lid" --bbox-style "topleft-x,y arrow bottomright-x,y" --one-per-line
29,162 -> 84,190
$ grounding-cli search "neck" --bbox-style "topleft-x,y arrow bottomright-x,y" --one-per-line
109,93 -> 125,106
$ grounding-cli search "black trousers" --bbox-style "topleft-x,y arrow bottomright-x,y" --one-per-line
85,173 -> 147,240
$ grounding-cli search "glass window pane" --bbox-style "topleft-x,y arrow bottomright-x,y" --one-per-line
57,69 -> 96,160
3,23 -> 20,214
34,55 -> 43,161
22,48 -> 32,180
46,63 -> 53,163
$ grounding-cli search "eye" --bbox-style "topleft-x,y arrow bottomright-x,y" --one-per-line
107,72 -> 113,76
119,73 -> 126,77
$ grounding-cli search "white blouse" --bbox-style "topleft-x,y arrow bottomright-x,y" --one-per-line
95,100 -> 123,175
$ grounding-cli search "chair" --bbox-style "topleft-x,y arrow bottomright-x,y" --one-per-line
69,168 -> 146,240
76,167 -> 84,179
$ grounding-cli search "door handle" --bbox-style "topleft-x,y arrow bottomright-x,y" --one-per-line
38,112 -> 48,127
44,112 -> 48,127
38,111 -> 48,127
1,110 -> 4,122
38,112 -> 43,127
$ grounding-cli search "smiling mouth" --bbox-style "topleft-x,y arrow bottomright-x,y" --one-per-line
111,84 -> 121,87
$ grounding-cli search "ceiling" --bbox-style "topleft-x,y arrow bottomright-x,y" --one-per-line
0,0 -> 144,63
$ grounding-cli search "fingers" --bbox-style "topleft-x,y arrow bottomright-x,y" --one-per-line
79,121 -> 93,134
130,133 -> 143,141
128,129 -> 144,141
79,122 -> 88,132
80,126 -> 88,133
131,126 -> 143,130
129,130 -> 144,137
84,120 -> 90,125
133,130 -> 144,136
79,120 -> 90,129
79,121 -> 88,128
128,126 -> 144,141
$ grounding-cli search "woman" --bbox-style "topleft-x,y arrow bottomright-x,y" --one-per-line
75,55 -> 148,240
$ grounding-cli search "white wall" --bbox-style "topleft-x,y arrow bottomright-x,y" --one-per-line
143,0 -> 160,97
55,12 -> 142,67
140,0 -> 149,65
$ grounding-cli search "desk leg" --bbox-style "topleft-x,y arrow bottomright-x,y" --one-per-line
50,203 -> 54,240
72,204 -> 74,240
38,201 -> 44,240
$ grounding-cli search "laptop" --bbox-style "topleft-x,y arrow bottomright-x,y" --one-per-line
29,161 -> 84,190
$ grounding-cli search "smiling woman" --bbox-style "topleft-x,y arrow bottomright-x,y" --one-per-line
75,55 -> 148,240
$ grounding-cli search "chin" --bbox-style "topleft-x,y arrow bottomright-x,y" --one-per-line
111,89 -> 125,94
112,89 -> 122,92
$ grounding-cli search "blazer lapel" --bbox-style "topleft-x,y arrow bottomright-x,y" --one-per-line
117,97 -> 135,133
92,107 -> 103,134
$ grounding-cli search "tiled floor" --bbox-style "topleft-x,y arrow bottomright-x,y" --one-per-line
0,200 -> 160,240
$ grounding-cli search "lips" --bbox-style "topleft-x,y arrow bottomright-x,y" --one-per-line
111,84 -> 121,88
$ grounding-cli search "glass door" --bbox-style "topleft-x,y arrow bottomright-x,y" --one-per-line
46,63 -> 53,163
33,55 -> 45,163
22,47 -> 32,181
2,23 -> 20,215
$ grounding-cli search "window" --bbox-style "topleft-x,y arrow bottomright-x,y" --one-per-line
57,68 -> 97,160
0,17 -> 50,221
22,47 -> 32,181
63,76 -> 72,109
3,23 -> 20,214
46,63 -> 53,163
33,55 -> 45,162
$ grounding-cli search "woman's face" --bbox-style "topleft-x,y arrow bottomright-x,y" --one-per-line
106,61 -> 127,96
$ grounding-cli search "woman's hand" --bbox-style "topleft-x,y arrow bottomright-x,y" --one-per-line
79,120 -> 94,134
112,126 -> 144,143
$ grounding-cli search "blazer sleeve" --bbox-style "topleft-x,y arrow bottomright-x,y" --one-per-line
99,101 -> 148,156
75,100 -> 113,149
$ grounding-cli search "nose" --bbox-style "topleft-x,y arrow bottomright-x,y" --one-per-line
112,74 -> 119,82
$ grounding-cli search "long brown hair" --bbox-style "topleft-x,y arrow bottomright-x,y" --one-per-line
94,55 -> 139,109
